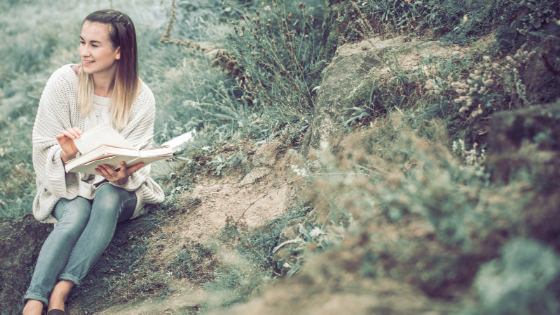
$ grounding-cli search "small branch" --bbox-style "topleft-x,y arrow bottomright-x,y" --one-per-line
160,0 -> 204,49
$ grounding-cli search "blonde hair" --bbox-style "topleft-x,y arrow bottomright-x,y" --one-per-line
78,10 -> 139,130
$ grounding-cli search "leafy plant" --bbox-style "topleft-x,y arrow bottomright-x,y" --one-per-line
273,219 -> 344,276
212,0 -> 325,117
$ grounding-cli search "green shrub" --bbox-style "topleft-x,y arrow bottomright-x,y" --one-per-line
464,238 -> 560,315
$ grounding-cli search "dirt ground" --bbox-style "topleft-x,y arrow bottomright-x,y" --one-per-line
66,143 -> 300,314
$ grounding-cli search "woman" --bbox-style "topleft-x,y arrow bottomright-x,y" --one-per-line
22,10 -> 164,315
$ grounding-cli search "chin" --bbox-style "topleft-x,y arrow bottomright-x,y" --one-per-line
81,64 -> 95,74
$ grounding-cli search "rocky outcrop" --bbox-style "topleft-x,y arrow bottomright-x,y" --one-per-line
488,98 -> 560,250
239,141 -> 281,186
523,36 -> 560,105
303,36 -> 459,156
0,215 -> 51,309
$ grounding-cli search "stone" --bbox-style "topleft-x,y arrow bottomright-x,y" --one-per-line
488,99 -> 560,250
273,210 -> 320,265
252,141 -> 281,167
523,36 -> 560,105
488,99 -> 560,182
302,36 -> 457,156
0,214 -> 51,310
239,167 -> 270,186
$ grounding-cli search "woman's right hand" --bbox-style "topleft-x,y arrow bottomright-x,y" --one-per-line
56,127 -> 82,162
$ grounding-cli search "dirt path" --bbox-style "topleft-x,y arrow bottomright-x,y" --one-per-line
67,143 -> 298,314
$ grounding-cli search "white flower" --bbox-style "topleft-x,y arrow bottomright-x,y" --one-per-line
291,164 -> 309,177
309,227 -> 324,238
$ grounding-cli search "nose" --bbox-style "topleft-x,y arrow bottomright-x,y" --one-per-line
80,44 -> 91,58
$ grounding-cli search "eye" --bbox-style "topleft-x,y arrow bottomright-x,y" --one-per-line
92,44 -> 98,47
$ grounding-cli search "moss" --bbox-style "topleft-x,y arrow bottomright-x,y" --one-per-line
347,66 -> 382,108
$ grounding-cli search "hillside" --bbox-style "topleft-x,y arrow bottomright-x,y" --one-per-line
1,0 -> 560,314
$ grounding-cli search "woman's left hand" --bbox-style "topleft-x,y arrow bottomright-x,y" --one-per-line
95,161 -> 145,186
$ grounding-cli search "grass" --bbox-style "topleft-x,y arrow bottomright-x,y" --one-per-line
3,0 -> 560,314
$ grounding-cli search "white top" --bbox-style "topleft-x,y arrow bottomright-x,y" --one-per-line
84,94 -> 112,131
78,94 -> 113,199
32,64 -> 165,223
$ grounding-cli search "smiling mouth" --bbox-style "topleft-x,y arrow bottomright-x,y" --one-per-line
84,60 -> 95,64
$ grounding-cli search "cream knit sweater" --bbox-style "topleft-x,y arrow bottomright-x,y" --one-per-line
32,64 -> 165,223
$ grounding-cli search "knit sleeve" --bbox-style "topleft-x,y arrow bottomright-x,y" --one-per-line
32,71 -> 80,199
107,86 -> 157,192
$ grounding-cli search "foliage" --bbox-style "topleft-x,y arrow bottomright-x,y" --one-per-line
171,238 -> 218,282
342,44 -> 540,149
199,204 -> 312,310
353,0 -> 560,46
273,219 -> 344,277
211,0 -> 325,117
464,238 -> 560,315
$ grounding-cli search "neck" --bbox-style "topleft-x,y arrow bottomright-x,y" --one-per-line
92,64 -> 118,97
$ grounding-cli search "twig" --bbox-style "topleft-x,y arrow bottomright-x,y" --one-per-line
160,0 -> 203,49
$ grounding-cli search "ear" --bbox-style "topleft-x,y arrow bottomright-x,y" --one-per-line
115,46 -> 121,60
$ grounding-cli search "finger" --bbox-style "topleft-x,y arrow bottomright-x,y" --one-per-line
60,130 -> 76,139
94,165 -> 109,178
55,134 -> 65,140
126,162 -> 145,175
94,167 -> 106,177
118,161 -> 127,174
100,164 -> 118,176
98,164 -> 116,178
66,128 -> 80,139
73,127 -> 83,136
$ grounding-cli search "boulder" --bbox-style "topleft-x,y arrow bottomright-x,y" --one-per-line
523,36 -> 560,105
302,36 -> 458,156
0,214 -> 51,310
239,167 -> 270,186
488,99 -> 560,183
488,99 -> 560,250
252,141 -> 281,167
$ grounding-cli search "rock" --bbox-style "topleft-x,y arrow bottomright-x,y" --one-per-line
488,99 -> 560,250
523,36 -> 560,105
252,141 -> 281,167
273,210 -> 321,268
277,217 -> 306,247
239,167 -> 270,186
488,99 -> 560,183
302,36 -> 458,156
0,214 -> 51,310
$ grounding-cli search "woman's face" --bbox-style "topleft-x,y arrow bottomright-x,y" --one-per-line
79,21 -> 120,76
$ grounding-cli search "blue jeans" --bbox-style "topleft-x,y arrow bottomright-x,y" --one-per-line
23,184 -> 136,306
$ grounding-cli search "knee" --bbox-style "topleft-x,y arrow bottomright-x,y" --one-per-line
93,184 -> 123,214
57,198 -> 91,234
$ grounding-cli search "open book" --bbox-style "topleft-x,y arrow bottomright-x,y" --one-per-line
64,124 -> 173,175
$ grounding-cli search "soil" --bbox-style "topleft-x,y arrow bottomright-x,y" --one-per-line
66,144 -> 299,314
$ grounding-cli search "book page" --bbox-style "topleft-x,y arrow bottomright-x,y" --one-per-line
73,124 -> 135,154
67,153 -> 172,175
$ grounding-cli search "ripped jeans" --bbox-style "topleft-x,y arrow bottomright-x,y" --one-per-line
23,184 -> 136,306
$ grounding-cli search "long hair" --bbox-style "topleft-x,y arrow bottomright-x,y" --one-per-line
77,10 -> 138,130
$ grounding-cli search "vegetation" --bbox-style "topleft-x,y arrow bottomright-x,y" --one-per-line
2,0 -> 560,314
